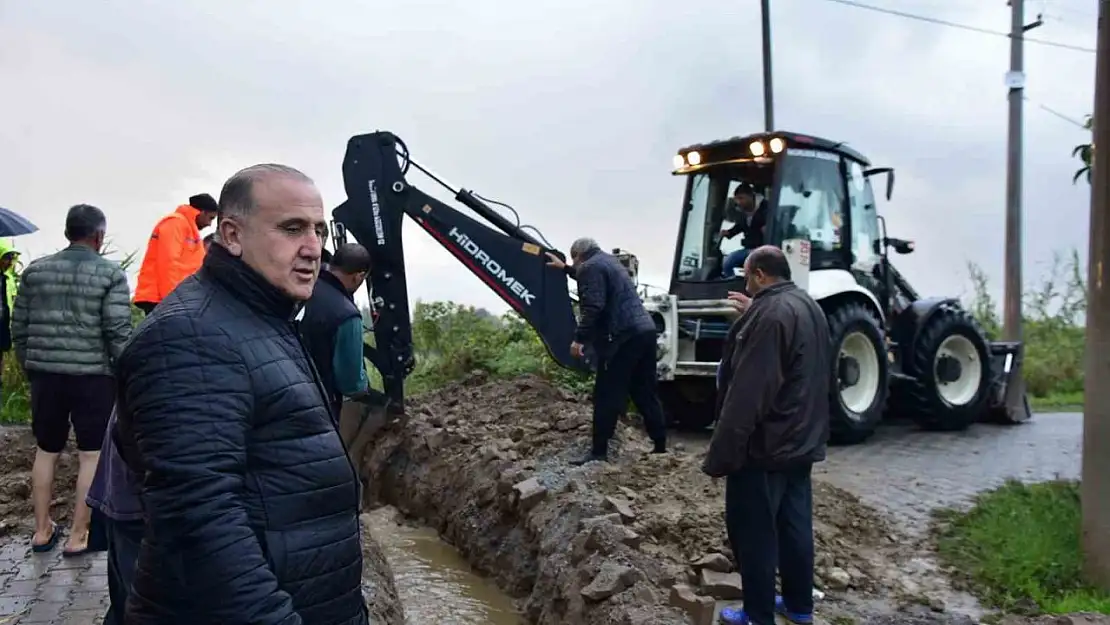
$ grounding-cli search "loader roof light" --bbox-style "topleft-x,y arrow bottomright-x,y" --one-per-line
686,150 -> 702,166
769,137 -> 785,154
673,154 -> 686,169
749,140 -> 766,157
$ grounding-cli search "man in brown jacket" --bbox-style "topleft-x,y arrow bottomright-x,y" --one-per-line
703,245 -> 830,625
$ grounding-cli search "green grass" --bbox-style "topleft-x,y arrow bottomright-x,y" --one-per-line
0,355 -> 30,424
934,479 -> 1110,615
1030,391 -> 1084,413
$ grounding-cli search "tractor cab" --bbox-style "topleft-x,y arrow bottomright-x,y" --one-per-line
668,132 -> 893,303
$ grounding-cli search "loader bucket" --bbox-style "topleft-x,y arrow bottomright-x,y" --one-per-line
984,341 -> 1033,424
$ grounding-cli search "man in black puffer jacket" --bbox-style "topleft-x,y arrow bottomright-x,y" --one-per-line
113,164 -> 366,625
547,238 -> 667,465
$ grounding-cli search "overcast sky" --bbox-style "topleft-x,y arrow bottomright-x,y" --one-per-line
0,0 -> 1097,314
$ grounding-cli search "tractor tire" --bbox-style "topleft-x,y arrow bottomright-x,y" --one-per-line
659,379 -> 717,430
894,305 -> 991,431
826,301 -> 889,445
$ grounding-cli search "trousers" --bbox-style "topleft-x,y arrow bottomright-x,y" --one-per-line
725,464 -> 815,625
103,518 -> 144,625
591,330 -> 667,456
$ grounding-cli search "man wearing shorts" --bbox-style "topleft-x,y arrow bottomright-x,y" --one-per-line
12,204 -> 133,555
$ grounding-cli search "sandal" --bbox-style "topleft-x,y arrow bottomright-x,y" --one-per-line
31,523 -> 60,553
62,532 -> 91,558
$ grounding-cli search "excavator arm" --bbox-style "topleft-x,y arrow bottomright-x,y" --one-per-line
331,131 -> 587,412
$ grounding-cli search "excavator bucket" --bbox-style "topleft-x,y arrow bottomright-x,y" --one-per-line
984,341 -> 1033,424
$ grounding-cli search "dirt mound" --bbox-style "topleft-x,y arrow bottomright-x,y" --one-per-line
357,373 -> 957,623
0,427 -> 79,536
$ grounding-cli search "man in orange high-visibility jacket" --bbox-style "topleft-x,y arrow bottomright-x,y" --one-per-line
133,194 -> 218,314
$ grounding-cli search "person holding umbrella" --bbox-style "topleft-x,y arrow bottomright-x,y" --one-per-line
0,205 -> 37,401
0,240 -> 21,385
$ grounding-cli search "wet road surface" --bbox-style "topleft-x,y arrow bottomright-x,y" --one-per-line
818,414 -> 1081,533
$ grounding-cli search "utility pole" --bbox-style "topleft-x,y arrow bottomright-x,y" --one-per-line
1083,0 -> 1110,592
761,0 -> 774,132
1003,0 -> 1040,342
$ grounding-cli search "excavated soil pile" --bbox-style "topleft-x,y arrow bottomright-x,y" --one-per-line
357,373 -> 954,624
0,428 -> 78,535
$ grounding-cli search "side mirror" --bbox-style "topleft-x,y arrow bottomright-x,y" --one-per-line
864,167 -> 896,201
874,236 -> 915,255
889,237 -> 914,254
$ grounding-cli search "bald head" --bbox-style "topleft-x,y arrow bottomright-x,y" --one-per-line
218,164 -> 315,222
744,245 -> 791,295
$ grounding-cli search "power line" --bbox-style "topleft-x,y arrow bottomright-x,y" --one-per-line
1025,95 -> 1091,129
820,0 -> 1096,53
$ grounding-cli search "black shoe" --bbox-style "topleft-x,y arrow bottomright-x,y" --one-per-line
570,452 -> 608,466
651,440 -> 667,454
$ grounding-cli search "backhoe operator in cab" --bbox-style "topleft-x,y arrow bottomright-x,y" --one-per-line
133,194 -> 218,314
719,184 -> 768,279
546,238 -> 667,465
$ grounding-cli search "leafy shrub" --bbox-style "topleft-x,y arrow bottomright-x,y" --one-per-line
400,301 -> 592,395
966,250 -> 1085,402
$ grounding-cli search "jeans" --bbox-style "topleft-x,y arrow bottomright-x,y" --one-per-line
725,464 -> 815,625
103,518 -> 144,625
722,249 -> 751,278
591,331 -> 668,456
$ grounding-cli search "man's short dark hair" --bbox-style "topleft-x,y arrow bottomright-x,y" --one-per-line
733,183 -> 755,198
203,233 -> 215,245
330,243 -> 371,274
217,164 -> 313,221
189,193 -> 219,214
64,204 -> 107,241
748,246 -> 791,280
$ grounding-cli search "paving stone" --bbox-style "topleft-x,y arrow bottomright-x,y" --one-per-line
20,600 -> 64,623
65,591 -> 105,612
58,609 -> 105,625
75,574 -> 108,593
816,414 -> 1081,534
36,584 -> 71,604
1,580 -> 38,598
10,559 -> 50,582
0,595 -> 32,616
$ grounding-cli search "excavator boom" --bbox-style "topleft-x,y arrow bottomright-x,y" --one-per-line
331,131 -> 587,411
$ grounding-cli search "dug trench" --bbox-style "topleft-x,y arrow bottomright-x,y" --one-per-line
357,373 -> 991,625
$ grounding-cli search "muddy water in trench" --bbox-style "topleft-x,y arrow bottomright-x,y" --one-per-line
365,506 -> 525,625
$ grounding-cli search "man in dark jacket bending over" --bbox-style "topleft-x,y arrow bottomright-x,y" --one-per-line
301,242 -> 372,419
114,164 -> 366,625
301,242 -> 392,476
547,238 -> 667,465
704,245 -> 830,625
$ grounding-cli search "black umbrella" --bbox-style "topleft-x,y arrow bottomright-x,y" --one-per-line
0,207 -> 37,237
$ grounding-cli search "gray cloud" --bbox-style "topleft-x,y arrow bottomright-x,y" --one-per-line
1,0 -> 1097,312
